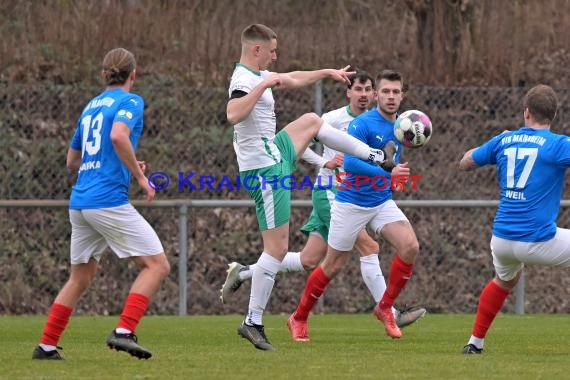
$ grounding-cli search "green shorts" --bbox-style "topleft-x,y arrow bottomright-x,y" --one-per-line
240,130 -> 297,231
300,186 -> 338,241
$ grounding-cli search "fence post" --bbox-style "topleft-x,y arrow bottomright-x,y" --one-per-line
178,204 -> 188,316
514,269 -> 525,314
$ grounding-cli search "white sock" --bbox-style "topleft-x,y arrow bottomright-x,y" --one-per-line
316,121 -> 377,161
468,336 -> 484,349
115,327 -> 132,334
239,264 -> 254,281
246,252 -> 281,326
280,251 -> 304,273
39,343 -> 57,352
360,254 -> 387,303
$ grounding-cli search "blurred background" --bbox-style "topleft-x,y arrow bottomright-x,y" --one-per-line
1,0 -> 569,316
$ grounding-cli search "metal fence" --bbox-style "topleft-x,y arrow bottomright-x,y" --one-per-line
1,83 -> 570,315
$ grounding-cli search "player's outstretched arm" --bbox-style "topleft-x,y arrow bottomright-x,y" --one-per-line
458,148 -> 480,171
278,66 -> 355,89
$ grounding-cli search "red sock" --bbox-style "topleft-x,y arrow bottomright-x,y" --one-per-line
379,255 -> 413,308
40,303 -> 73,346
116,293 -> 150,333
472,280 -> 510,338
294,267 -> 331,321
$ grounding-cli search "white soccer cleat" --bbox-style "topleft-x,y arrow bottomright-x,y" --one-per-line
220,262 -> 246,304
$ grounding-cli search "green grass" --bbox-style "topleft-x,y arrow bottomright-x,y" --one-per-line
1,314 -> 569,380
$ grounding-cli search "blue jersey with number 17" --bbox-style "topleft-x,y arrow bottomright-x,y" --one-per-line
69,88 -> 144,210
472,127 -> 570,242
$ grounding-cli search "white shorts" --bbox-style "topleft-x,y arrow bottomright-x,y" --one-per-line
328,200 -> 408,251
69,203 -> 164,265
491,228 -> 570,281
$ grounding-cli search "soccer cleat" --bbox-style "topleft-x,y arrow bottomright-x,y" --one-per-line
395,306 -> 427,328
373,304 -> 402,339
380,141 -> 397,172
286,313 -> 310,342
463,344 -> 483,354
106,330 -> 152,359
220,262 -> 247,304
32,346 -> 64,360
237,321 -> 275,351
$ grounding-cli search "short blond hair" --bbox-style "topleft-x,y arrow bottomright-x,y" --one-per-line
241,24 -> 277,44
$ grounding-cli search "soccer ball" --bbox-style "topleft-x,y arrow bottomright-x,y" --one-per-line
394,110 -> 432,148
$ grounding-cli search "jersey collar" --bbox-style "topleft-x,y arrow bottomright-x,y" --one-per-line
236,63 -> 261,76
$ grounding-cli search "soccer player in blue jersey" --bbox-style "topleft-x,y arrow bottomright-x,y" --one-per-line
32,48 -> 170,360
288,70 -> 422,341
459,84 -> 570,354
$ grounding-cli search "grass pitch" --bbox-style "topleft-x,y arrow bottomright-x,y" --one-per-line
1,314 -> 569,379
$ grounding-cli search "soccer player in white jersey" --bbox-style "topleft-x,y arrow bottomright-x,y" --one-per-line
459,84 -> 570,354
221,71 -> 426,336
32,48 -> 170,360
227,24 -> 391,351
288,70 -> 422,341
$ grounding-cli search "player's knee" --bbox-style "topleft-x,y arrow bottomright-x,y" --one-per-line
302,256 -> 320,271
494,272 -> 519,290
300,112 -> 320,123
69,275 -> 93,292
155,254 -> 171,279
143,253 -> 170,279
300,113 -> 322,132
359,241 -> 380,256
400,239 -> 419,262
321,255 -> 346,278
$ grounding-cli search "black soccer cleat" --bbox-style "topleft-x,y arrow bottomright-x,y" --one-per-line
237,321 -> 275,351
32,345 -> 64,360
462,343 -> 483,354
106,330 -> 152,359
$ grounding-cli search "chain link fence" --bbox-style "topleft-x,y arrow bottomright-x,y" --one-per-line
1,83 -> 570,315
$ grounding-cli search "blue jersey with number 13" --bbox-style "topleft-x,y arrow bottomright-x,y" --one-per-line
69,88 -> 144,209
472,127 -> 570,242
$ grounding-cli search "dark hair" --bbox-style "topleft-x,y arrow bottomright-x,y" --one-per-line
241,24 -> 277,44
376,69 -> 403,87
523,84 -> 558,124
102,48 -> 136,86
348,70 -> 375,90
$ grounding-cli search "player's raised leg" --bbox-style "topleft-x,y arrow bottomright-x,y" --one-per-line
282,113 -> 387,166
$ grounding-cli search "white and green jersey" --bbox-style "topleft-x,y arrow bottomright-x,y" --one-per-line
228,64 -> 279,171
317,105 -> 357,187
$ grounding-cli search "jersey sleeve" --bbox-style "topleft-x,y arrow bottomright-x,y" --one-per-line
228,70 -> 256,96
472,135 -> 500,166
113,95 -> 144,131
554,135 -> 570,167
